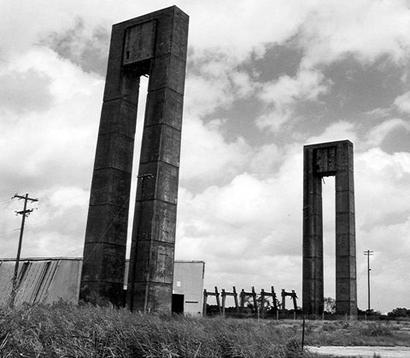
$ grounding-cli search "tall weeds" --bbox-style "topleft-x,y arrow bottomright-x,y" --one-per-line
1,303 -> 405,357
0,303 -> 311,357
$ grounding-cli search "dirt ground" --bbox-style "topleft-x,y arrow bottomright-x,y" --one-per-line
306,345 -> 410,357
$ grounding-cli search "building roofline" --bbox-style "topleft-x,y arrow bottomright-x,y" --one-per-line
304,139 -> 353,148
0,257 -> 83,262
0,257 -> 205,264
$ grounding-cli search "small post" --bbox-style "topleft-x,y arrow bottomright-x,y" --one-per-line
281,289 -> 286,310
271,286 -> 278,311
252,286 -> 257,315
261,289 -> 265,318
292,290 -> 297,311
221,289 -> 226,317
257,304 -> 260,322
203,289 -> 207,317
233,286 -> 239,312
215,287 -> 221,314
301,314 -> 306,351
240,289 -> 245,309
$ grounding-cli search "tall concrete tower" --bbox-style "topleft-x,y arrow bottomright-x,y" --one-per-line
80,6 -> 189,313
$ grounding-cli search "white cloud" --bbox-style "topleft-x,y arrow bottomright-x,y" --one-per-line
259,70 -> 328,106
184,74 -> 233,118
299,0 -> 410,67
354,149 -> 410,312
180,117 -> 251,183
185,0 -> 308,62
2,0 -> 410,70
394,91 -> 410,113
185,55 -> 257,117
0,48 -> 102,190
256,69 -> 329,131
306,121 -> 358,145
360,218 -> 410,310
365,118 -> 410,147
187,0 -> 410,69
248,143 -> 282,176
0,46 -> 102,258
0,185 -> 89,258
0,69 -> 53,114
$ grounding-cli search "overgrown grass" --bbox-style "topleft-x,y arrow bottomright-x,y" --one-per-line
0,303 -> 315,357
0,303 -> 408,357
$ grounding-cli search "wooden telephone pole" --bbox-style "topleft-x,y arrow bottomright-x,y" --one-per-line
9,193 -> 38,307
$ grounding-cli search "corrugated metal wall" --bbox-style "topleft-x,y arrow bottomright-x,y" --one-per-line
0,261 -> 14,306
0,258 -> 82,306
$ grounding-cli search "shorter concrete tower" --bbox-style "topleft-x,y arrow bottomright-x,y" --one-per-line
303,140 -> 357,317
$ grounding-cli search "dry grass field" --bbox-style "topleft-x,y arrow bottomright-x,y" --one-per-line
0,303 -> 409,357
302,319 -> 410,347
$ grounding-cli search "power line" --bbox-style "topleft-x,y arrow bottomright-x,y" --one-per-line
363,250 -> 374,312
9,193 -> 38,308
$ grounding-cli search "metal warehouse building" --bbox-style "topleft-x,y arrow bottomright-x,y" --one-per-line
0,258 -> 205,316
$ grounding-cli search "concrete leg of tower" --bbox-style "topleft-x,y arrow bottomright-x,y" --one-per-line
126,7 -> 189,313
80,30 -> 140,305
303,146 -> 324,316
335,141 -> 357,317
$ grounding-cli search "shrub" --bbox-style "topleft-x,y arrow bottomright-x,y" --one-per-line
359,322 -> 393,337
387,307 -> 410,318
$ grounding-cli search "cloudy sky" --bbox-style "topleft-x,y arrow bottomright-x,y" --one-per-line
0,0 -> 409,313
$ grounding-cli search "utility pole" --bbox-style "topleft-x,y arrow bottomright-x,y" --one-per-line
363,250 -> 373,312
9,193 -> 38,307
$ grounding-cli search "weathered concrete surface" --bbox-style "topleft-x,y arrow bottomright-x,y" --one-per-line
80,6 -> 188,311
303,140 -> 357,317
126,7 -> 189,314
